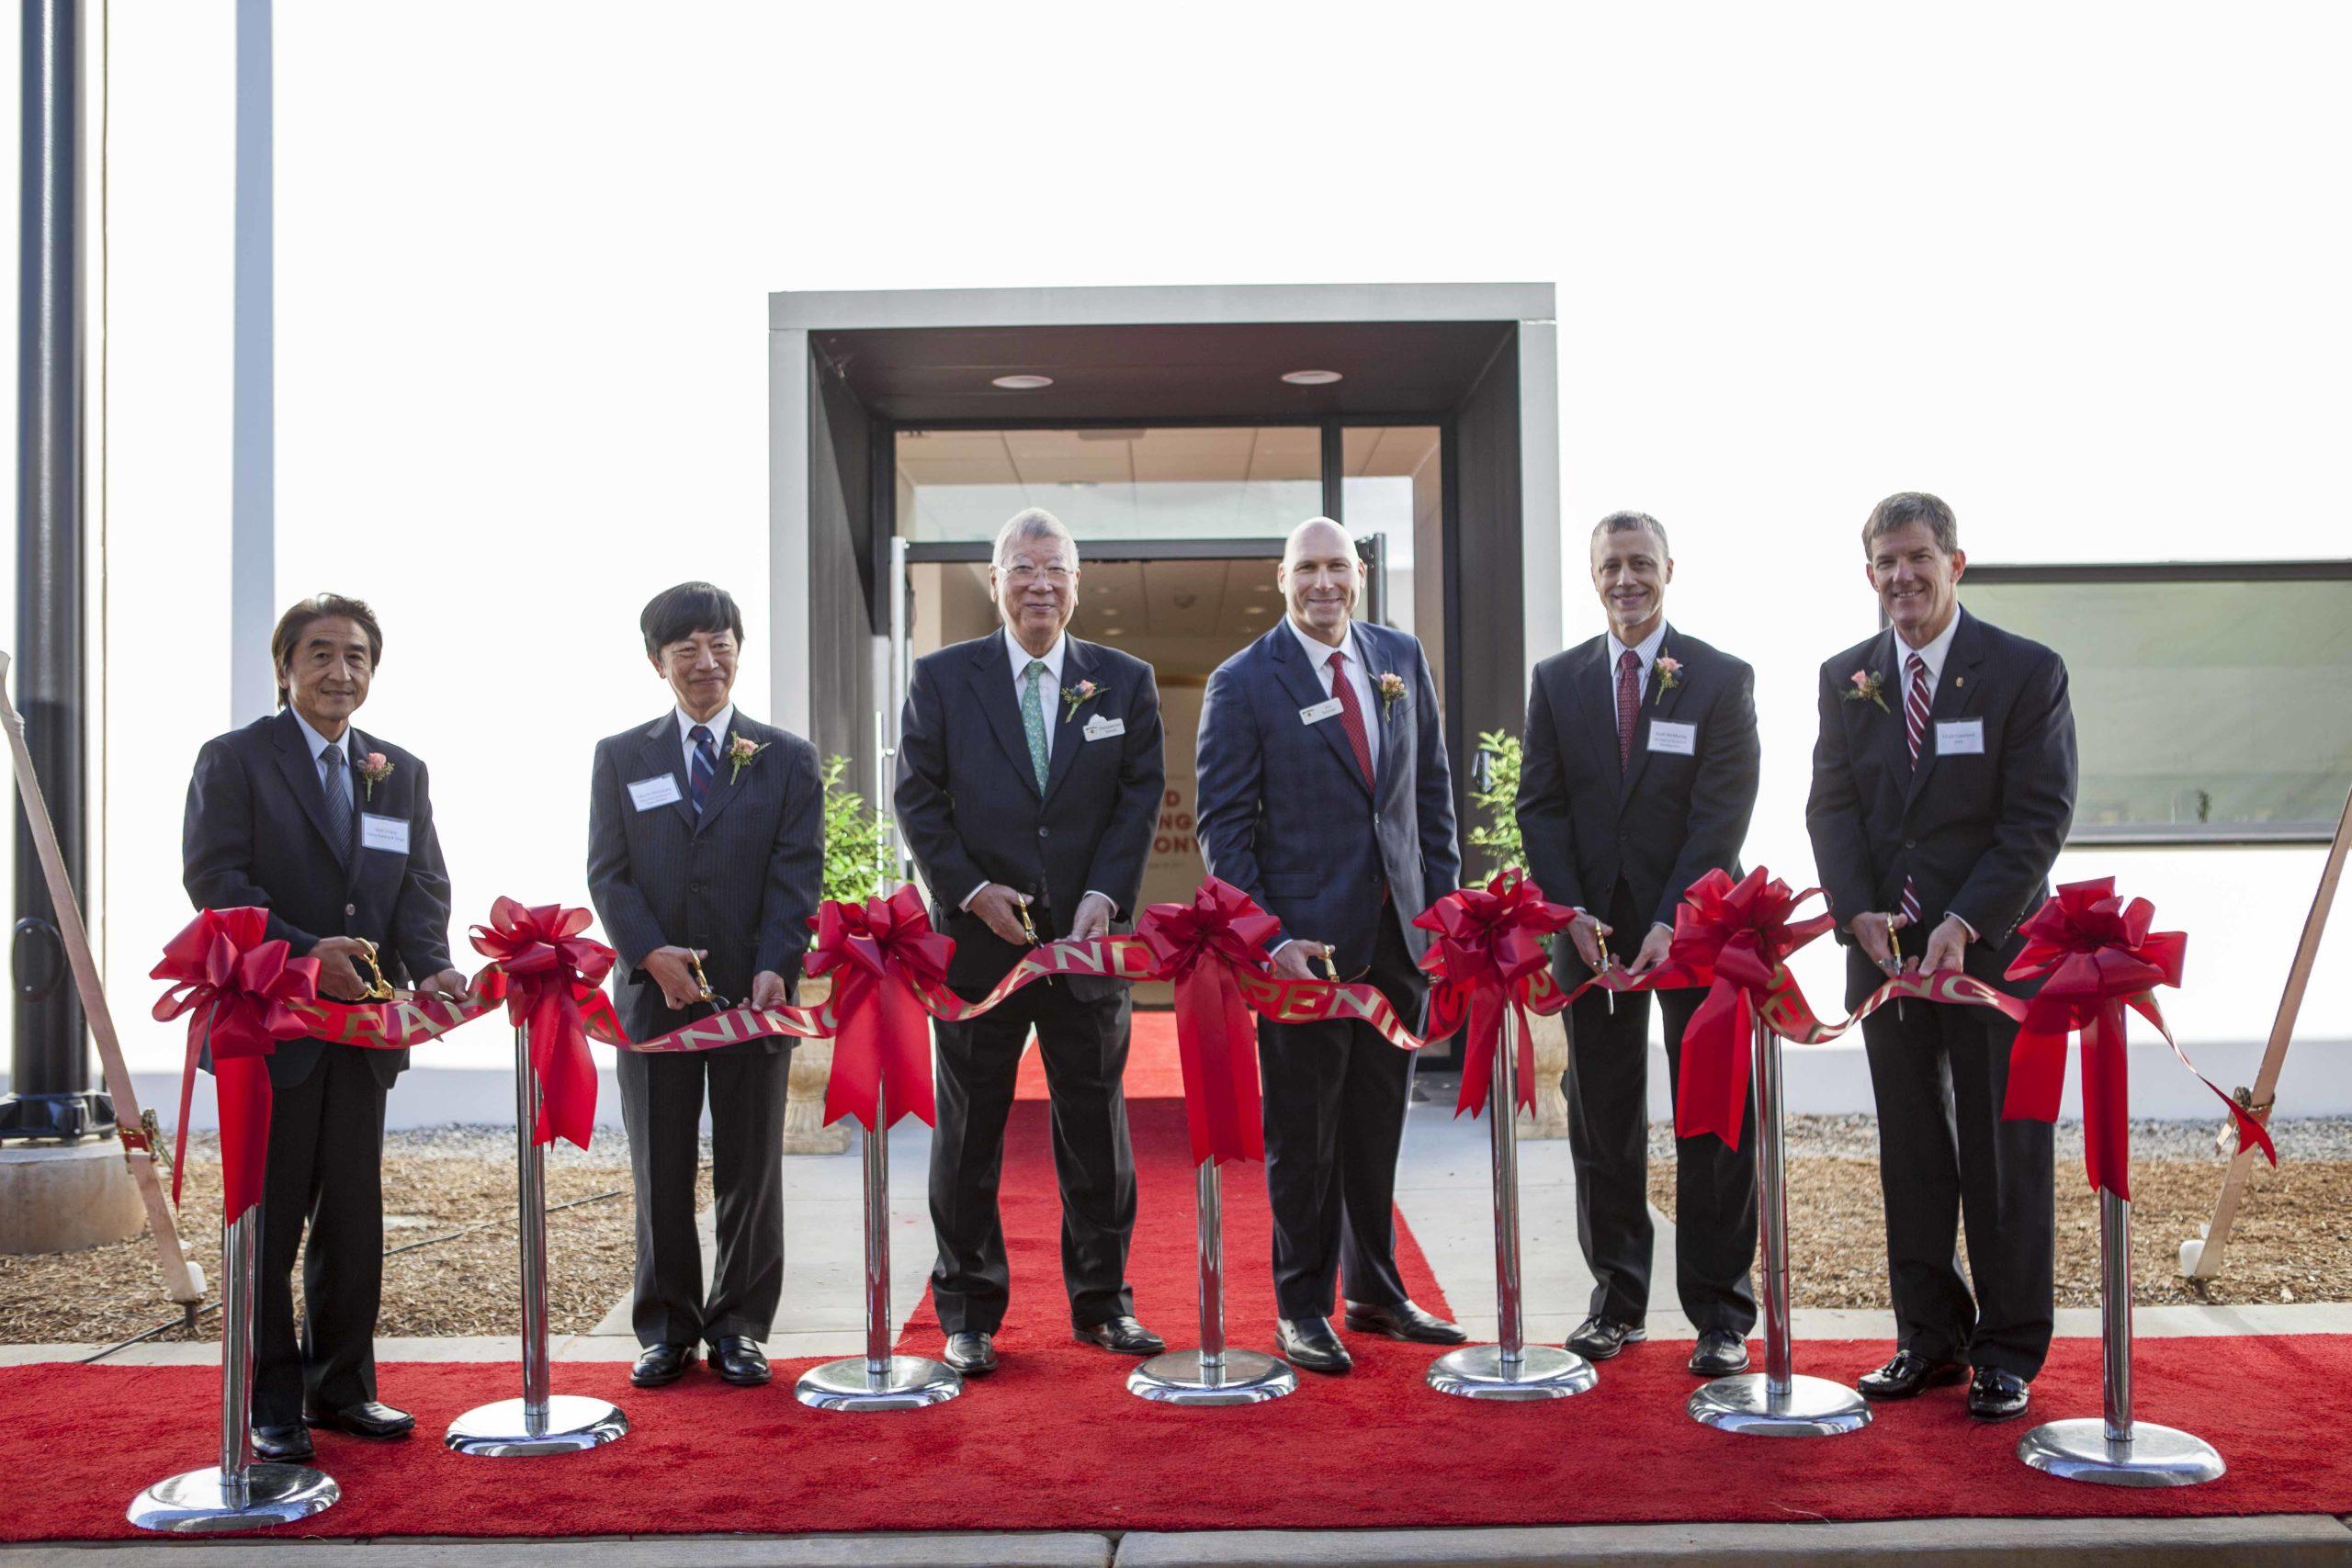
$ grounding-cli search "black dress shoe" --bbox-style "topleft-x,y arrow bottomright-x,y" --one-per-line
707,1335 -> 773,1386
1345,1299 -> 1469,1345
1688,1329 -> 1751,1377
1276,1315 -> 1353,1375
1074,1315 -> 1166,1355
302,1400 -> 414,1439
1563,1316 -> 1646,1360
943,1331 -> 998,1375
1967,1367 -> 2031,1421
631,1341 -> 696,1387
251,1423 -> 315,1463
1857,1348 -> 1965,1401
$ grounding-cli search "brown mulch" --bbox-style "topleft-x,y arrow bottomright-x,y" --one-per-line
0,1145 -> 698,1348
1647,1155 -> 2352,1309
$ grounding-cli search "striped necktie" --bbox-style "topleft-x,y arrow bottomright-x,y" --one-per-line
1898,652 -> 1928,927
689,725 -> 718,818
318,744 -> 355,865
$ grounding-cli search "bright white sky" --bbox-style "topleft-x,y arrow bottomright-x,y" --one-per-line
1,2 -> 2346,1073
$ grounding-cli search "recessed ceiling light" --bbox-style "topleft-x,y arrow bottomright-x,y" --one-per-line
991,374 -> 1054,389
1099,607 -> 1121,617
1102,626 -> 1125,637
1281,369 -> 1342,386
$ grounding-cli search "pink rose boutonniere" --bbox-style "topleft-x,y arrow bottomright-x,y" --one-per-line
1375,671 -> 1408,716
356,751 -> 394,803
725,735 -> 769,783
1843,669 -> 1891,715
1652,656 -> 1683,704
1061,679 -> 1102,719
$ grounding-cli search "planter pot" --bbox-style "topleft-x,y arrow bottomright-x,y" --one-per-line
781,974 -> 851,1156
1522,1007 -> 1570,1139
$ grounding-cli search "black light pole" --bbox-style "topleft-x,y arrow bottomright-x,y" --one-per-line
0,0 -> 108,1144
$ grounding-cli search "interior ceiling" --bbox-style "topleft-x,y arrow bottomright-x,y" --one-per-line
931,557 -> 1286,678
817,321 -> 1512,423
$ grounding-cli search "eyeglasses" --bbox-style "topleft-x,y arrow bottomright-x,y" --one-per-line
1001,564 -> 1075,586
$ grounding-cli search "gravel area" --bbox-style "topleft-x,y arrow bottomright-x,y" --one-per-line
0,1128 -> 695,1348
1647,1115 -> 2352,1163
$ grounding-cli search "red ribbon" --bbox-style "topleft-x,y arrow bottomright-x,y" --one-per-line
469,897 -> 618,1151
807,886 -> 952,1131
1137,878 -> 1280,1166
1666,868 -> 1835,1150
2002,877 -> 2275,1198
151,908 -> 322,1221
1415,872 -> 1577,1118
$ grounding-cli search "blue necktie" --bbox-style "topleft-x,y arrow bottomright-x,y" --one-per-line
318,744 -> 355,864
689,725 -> 718,818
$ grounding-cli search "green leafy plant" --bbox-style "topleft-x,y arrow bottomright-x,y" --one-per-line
820,754 -> 892,906
1466,728 -> 1524,878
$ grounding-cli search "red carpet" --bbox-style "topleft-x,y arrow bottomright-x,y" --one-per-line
1014,1008 -> 1184,1099
8,1092 -> 2352,1539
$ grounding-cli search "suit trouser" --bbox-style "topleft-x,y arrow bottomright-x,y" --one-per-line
616,1045 -> 790,1347
1259,913 -> 1422,1322
254,1044 -> 389,1427
929,977 -> 1138,1335
1852,932 -> 2053,1380
1564,887 -> 1759,1333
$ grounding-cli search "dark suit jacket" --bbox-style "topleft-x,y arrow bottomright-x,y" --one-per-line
587,710 -> 823,1052
894,633 -> 1165,997
1195,620 -> 1459,975
181,708 -> 455,1088
1805,607 -> 2077,981
1517,625 -> 1760,964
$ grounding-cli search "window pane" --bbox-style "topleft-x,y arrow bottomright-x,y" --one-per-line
1963,575 -> 2352,840
1340,425 -> 1442,642
896,427 -> 1320,545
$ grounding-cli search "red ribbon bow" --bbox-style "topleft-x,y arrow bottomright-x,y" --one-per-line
2003,877 -> 2274,1197
1415,872 -> 1576,1118
469,897 -> 616,1150
1668,868 -> 1835,1149
807,885 -> 952,1131
1138,877 -> 1280,1166
152,908 -> 322,1220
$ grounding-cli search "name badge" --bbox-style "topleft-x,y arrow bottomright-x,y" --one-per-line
628,773 -> 684,811
1936,719 -> 1986,756
1646,720 -> 1697,756
1082,716 -> 1126,742
359,813 -> 410,854
1299,697 -> 1344,726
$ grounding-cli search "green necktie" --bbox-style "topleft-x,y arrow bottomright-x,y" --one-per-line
1021,660 -> 1050,792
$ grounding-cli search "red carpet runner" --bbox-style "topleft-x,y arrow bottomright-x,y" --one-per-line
6,1014 -> 2351,1539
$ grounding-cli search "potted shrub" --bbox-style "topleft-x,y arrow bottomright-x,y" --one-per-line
1468,729 -> 1568,1138
783,756 -> 893,1156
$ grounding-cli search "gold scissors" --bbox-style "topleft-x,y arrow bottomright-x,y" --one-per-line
687,951 -> 731,1011
355,938 -> 397,1002
1313,942 -> 1341,985
1017,897 -> 1040,946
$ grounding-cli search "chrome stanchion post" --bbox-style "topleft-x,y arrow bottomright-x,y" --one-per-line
2018,1188 -> 2223,1484
129,1209 -> 342,1530
1430,1002 -> 1596,1399
446,1027 -> 628,1455
1130,1156 -> 1297,1404
1688,1014 -> 1870,1435
798,1077 -> 963,1409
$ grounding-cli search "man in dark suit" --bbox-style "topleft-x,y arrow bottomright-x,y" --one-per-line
895,508 -> 1167,1375
587,581 -> 823,1391
1516,511 -> 1761,1377
1194,516 -> 1464,1375
183,593 -> 469,1462
1806,491 -> 2076,1422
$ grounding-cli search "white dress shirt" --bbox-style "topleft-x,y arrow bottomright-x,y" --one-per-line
291,709 -> 356,813
1606,621 -> 1669,730
1284,615 -> 1377,784
675,703 -> 736,780
1891,610 -> 1961,704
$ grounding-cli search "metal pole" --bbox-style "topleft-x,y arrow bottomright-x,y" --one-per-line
514,1026 -> 550,1432
864,1078 -> 891,1382
1756,1013 -> 1793,1394
1196,1160 -> 1225,1376
217,1212 -> 256,1506
4,0 -> 108,1144
2100,1190 -> 2132,1444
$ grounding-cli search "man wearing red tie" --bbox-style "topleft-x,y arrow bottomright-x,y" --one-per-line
1805,492 -> 2077,1421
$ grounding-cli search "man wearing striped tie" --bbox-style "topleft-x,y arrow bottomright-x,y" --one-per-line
588,581 -> 823,1391
1805,492 -> 2077,1422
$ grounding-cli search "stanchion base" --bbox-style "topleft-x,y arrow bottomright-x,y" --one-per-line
2018,1418 -> 2225,1486
127,1464 -> 340,1533
1127,1348 -> 1298,1406
1426,1344 -> 1597,1401
1688,1372 -> 1872,1437
445,1394 -> 628,1457
796,1355 -> 964,1411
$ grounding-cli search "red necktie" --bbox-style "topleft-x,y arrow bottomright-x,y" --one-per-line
1615,649 -> 1641,771
1899,652 -> 1928,926
1328,649 -> 1375,789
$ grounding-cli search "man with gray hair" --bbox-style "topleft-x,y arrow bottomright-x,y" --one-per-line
896,507 -> 1169,1375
